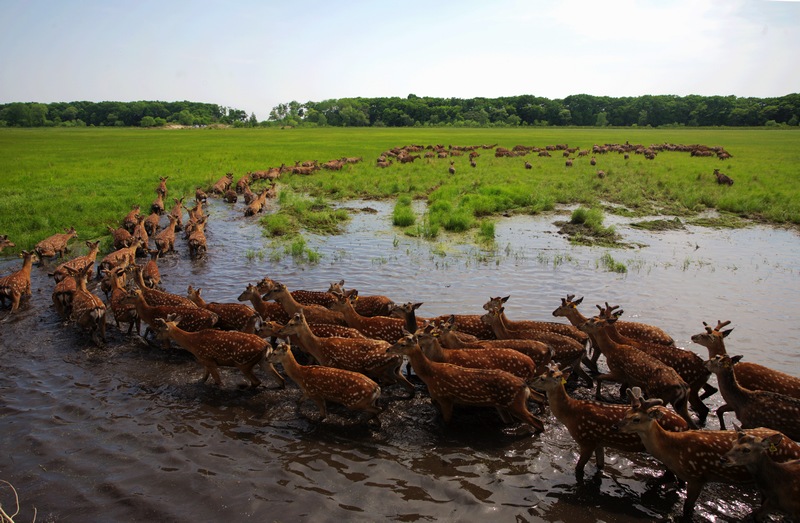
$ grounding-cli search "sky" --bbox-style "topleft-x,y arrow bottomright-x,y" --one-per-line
1,0 -> 798,120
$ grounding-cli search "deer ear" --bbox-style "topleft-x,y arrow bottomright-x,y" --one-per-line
413,302 -> 423,310
501,296 -> 510,303
574,296 -> 583,305
722,328 -> 734,338
647,407 -> 664,420
731,355 -> 743,364
764,433 -> 783,449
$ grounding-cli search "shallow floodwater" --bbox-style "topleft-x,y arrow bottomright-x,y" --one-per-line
1,198 -> 798,522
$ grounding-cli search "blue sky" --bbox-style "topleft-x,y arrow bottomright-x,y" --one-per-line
1,0 -> 798,120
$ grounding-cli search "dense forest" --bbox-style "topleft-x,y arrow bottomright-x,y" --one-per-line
0,100 -> 256,128
1,93 -> 798,128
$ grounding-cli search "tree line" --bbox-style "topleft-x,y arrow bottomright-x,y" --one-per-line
0,100 -> 257,128
270,93 -> 800,128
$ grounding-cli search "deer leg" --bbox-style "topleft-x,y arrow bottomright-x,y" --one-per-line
575,446 -> 594,480
715,404 -> 733,430
208,365 -> 223,387
260,360 -> 286,389
436,399 -> 454,423
682,480 -> 705,520
238,364 -> 261,388
594,446 -> 605,471
698,382 -> 717,401
687,385 -> 709,426
313,399 -> 328,419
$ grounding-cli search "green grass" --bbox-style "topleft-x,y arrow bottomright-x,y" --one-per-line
1,127 -> 799,252
598,252 -> 628,273
392,195 -> 416,227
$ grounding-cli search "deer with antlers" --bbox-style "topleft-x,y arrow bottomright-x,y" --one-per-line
387,330 -> 544,432
255,277 -> 337,308
615,388 -> 800,520
122,288 -> 218,342
531,371 -> 687,479
0,235 -> 15,253
692,320 -> 800,399
236,284 -> 291,324
484,295 -> 588,344
705,354 -> 800,439
267,340 -> 382,423
260,280 -> 347,326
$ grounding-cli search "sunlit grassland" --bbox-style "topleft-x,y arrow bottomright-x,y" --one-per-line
0,127 -> 798,252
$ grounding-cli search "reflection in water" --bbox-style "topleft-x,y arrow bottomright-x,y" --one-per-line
0,198 -> 798,521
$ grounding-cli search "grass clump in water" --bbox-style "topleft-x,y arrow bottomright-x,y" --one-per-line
558,206 -> 625,247
393,195 -> 416,227
598,252 -> 627,273
477,220 -> 495,244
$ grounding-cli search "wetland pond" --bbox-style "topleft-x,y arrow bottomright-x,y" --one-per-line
1,198 -> 799,522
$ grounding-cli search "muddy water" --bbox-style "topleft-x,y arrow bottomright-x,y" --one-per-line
1,198 -> 798,522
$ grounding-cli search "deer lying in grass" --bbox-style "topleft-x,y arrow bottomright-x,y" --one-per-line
531,371 -> 687,479
278,311 -> 414,396
154,316 -> 280,388
615,388 -> 800,520
65,265 -> 106,347
721,426 -> 800,522
268,340 -> 381,422
187,285 -> 259,332
0,235 -> 15,252
0,250 -> 37,313
52,240 -> 101,283
692,320 -> 800,399
705,354 -> 800,439
35,227 -> 78,261
387,330 -> 544,432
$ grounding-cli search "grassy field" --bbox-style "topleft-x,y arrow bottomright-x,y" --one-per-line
0,127 -> 798,253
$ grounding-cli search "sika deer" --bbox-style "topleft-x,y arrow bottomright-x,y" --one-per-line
484,295 -> 588,344
154,214 -> 178,255
156,176 -> 169,198
579,313 -> 695,428
122,204 -> 141,232
0,235 -> 15,252
268,341 -> 381,422
692,320 -> 800,399
0,250 -> 37,313
151,192 -> 165,215
257,319 -> 365,341
278,311 -> 414,396
154,317 -> 279,388
388,301 -> 427,333
187,216 -> 207,258
387,331 -> 544,432
256,277 -> 336,308
705,354 -> 800,438
416,323 -> 542,397
329,291 -> 406,342
615,388 -> 800,520
65,264 -> 106,347
132,215 -> 149,253
481,307 -> 592,387
211,173 -> 234,194
530,370 -> 687,479
597,303 -> 714,424
436,315 -> 552,371
142,249 -> 161,289
35,226 -> 78,261
721,427 -> 800,522
107,226 -> 133,251
236,284 -> 291,324
122,288 -> 218,341
244,188 -> 268,216
52,271 -> 77,318
53,240 -> 101,283
131,265 -> 196,308
99,239 -> 143,276
169,197 -> 184,232
261,281 -> 346,326
328,280 -> 394,317
187,285 -> 258,332
143,212 -> 160,237
107,267 -> 139,335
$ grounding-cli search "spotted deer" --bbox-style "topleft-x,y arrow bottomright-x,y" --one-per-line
236,284 -> 291,324
107,225 -> 133,251
211,173 -> 234,195
143,212 -> 160,237
107,267 -> 139,335
154,214 -> 178,255
151,192 -> 165,215
721,426 -> 800,522
416,323 -> 543,400
578,313 -> 695,428
132,215 -> 149,253
131,265 -> 197,308
387,331 -> 544,432
122,288 -> 218,341
99,239 -> 143,276
187,216 -> 208,258
615,388 -> 800,520
261,281 -> 346,326
436,315 -> 552,371
267,340 -> 381,423
244,187 -> 268,216
530,370 -> 687,479
0,250 -> 37,313
169,197 -> 184,232
597,303 -> 714,424
122,204 -> 141,232
328,280 -> 394,317
35,226 -> 78,261
156,176 -> 168,198
0,235 -> 15,252
278,311 -> 414,396
187,285 -> 259,332
52,240 -> 101,283
154,317 -> 280,388
65,264 -> 107,347
484,295 -> 588,344
328,291 -> 406,342
705,354 -> 800,439
692,320 -> 800,399
142,249 -> 161,289
481,307 -> 592,388
388,301 -> 428,333
257,319 -> 366,341
52,270 -> 77,318
256,277 -> 336,308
